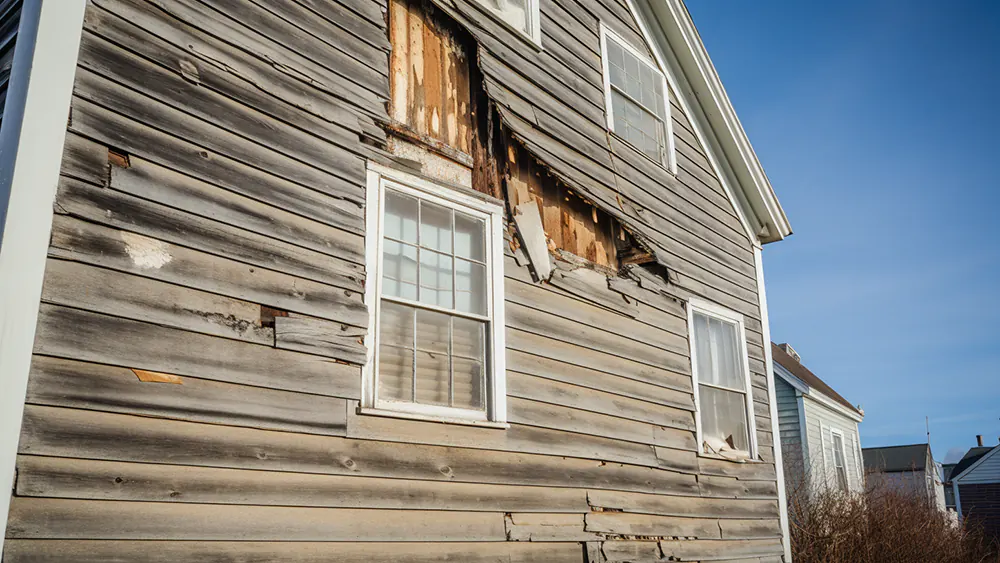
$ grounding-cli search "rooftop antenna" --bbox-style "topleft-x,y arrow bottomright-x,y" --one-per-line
926,416 -> 930,445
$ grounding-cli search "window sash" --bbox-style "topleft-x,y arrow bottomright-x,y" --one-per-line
688,300 -> 756,457
365,169 -> 505,424
832,432 -> 849,491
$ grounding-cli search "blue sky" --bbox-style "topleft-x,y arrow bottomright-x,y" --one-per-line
685,1 -> 1000,463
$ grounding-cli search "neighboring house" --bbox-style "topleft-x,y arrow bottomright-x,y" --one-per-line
948,438 -> 1000,540
0,0 -> 795,562
942,439 -> 993,514
772,342 -> 864,498
863,444 -> 947,511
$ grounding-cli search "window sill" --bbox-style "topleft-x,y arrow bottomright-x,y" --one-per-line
357,406 -> 510,429
698,451 -> 763,464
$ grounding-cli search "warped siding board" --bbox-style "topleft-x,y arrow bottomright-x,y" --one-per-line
108,153 -> 364,263
696,475 -> 780,500
6,498 -> 507,541
659,538 -> 785,561
585,512 -> 722,539
48,217 -> 368,327
15,456 -> 590,513
25,357 -> 349,436
507,371 -> 694,426
68,98 -> 367,235
3,540 -> 587,563
506,328 -> 691,392
72,70 -> 366,202
506,349 -> 694,410
587,490 -> 780,520
293,0 -> 393,51
32,304 -> 362,399
506,301 -> 690,373
19,406 -> 695,495
40,258 -> 274,347
55,176 -> 366,292
505,513 -> 600,541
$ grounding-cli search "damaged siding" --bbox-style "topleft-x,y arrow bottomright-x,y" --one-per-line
4,1 -> 782,562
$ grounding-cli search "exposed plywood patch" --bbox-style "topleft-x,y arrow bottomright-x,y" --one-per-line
389,0 -> 472,154
131,369 -> 183,385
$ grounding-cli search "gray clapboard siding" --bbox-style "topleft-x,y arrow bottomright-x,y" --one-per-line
25,356 -> 348,436
18,406 -> 692,495
48,216 -> 368,326
6,498 -> 507,541
658,538 -> 785,560
33,304 -> 361,399
3,540 -> 587,563
586,490 -> 780,520
15,455 -> 590,513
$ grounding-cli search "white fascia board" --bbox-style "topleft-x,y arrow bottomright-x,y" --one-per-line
774,362 -> 810,394
775,361 -> 863,423
953,445 -> 1000,483
629,0 -> 792,245
752,246 -> 792,562
0,0 -> 86,558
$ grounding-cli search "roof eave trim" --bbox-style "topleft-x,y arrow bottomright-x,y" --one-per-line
774,363 -> 863,421
637,0 -> 792,244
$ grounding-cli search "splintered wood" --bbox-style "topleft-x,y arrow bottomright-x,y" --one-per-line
389,0 -> 471,154
505,140 -> 619,268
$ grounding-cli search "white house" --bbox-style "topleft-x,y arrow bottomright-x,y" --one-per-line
772,343 -> 864,497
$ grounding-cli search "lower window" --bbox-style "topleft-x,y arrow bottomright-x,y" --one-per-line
688,299 -> 757,457
363,166 -> 506,424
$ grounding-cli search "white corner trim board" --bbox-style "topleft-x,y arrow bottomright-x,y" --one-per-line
753,246 -> 793,562
0,0 -> 86,557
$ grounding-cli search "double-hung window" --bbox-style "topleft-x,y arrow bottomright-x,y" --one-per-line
363,166 -> 506,426
831,429 -> 850,491
688,300 -> 756,457
600,24 -> 674,170
472,0 -> 541,46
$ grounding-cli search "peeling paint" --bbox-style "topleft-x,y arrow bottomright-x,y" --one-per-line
120,232 -> 172,269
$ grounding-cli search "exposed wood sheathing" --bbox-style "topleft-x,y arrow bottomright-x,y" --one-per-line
4,0 -> 781,560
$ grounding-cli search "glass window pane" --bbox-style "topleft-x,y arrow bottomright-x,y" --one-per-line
452,317 -> 485,360
482,0 -> 529,34
452,357 -> 484,410
382,240 -> 418,301
699,385 -> 749,452
694,312 -> 713,383
380,301 -> 415,347
378,343 -> 413,403
418,249 -> 453,308
607,40 -> 624,70
416,309 -> 450,353
455,259 -> 487,315
419,201 -> 452,254
384,190 -> 418,243
415,349 -> 450,406
693,312 -> 745,391
454,212 -> 485,262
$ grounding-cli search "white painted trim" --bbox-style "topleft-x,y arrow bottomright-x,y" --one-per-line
796,391 -> 810,472
830,426 -> 850,491
598,23 -> 676,173
687,297 -> 758,459
362,164 -> 507,424
952,444 -> 1000,483
0,1 -> 86,557
819,422 -> 828,486
953,480 -> 963,521
752,246 -> 792,562
853,428 -> 864,488
773,362 -> 809,394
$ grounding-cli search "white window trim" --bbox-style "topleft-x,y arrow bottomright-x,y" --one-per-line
469,0 -> 542,49
363,163 -> 507,428
830,427 -> 850,491
687,298 -> 758,459
599,22 -> 677,174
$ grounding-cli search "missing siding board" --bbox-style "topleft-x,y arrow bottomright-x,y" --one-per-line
259,305 -> 289,329
504,137 -> 638,270
108,148 -> 130,169
389,0 -> 472,154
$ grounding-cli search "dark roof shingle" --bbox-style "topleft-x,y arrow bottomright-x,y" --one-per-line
947,446 -> 994,481
863,444 -> 930,473
771,343 -> 860,415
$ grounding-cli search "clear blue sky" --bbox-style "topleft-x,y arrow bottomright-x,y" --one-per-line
686,1 -> 1000,464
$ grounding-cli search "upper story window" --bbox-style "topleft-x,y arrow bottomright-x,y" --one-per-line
831,429 -> 850,491
599,25 -> 674,171
473,0 -> 541,46
688,300 -> 757,458
364,165 -> 507,426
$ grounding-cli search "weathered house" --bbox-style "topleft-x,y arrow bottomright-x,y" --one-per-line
948,439 -> 1000,540
772,343 -> 864,498
0,0 -> 794,561
863,444 -> 946,511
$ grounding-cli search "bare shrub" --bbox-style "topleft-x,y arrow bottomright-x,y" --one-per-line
788,476 -> 999,563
